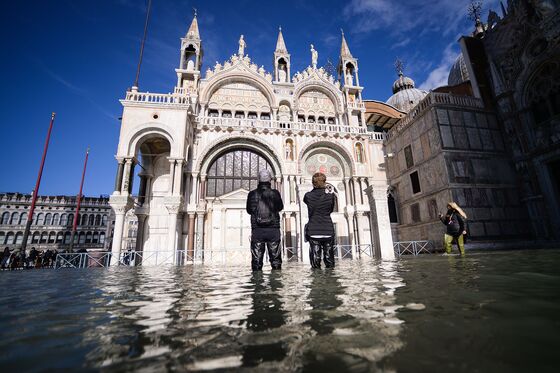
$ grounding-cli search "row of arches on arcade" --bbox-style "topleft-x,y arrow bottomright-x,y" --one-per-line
207,109 -> 339,125
0,211 -> 109,227
0,231 -> 106,245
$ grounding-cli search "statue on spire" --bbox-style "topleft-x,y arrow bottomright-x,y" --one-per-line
310,44 -> 318,69
238,35 -> 246,56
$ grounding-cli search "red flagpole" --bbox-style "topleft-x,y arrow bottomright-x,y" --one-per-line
21,112 -> 56,253
69,147 -> 90,252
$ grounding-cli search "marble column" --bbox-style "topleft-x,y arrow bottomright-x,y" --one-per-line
187,213 -> 196,260
195,213 -> 205,261
121,158 -> 133,195
366,182 -> 395,260
169,159 -> 176,194
173,159 -> 184,196
134,214 -> 147,265
108,197 -> 132,266
166,204 -> 180,259
114,158 -> 124,193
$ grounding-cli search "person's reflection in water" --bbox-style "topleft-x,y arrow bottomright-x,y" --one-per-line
305,269 -> 344,335
303,269 -> 366,371
242,271 -> 288,367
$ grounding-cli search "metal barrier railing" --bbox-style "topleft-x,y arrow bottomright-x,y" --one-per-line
55,252 -> 112,268
49,244 -> 379,269
393,241 -> 435,256
332,244 -> 373,259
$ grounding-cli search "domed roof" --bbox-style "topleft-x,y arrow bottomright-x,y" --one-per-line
392,74 -> 415,94
386,70 -> 428,113
448,53 -> 470,86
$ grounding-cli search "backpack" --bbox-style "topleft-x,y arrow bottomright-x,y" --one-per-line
255,190 -> 274,226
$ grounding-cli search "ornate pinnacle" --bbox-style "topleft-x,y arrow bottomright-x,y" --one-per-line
394,58 -> 404,76
193,7 -> 197,17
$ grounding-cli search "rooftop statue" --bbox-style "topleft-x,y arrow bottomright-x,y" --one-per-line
310,44 -> 318,69
238,35 -> 246,56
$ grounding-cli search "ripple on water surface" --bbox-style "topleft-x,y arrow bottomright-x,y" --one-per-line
1,250 -> 559,372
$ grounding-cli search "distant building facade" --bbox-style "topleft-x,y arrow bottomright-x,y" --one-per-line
0,193 -> 114,252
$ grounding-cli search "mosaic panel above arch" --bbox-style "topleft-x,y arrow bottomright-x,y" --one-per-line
297,89 -> 336,116
208,81 -> 270,111
304,153 -> 344,179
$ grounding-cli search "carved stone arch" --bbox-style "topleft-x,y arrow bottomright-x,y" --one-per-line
124,123 -> 175,157
293,81 -> 343,113
298,139 -> 356,176
195,134 -> 285,177
518,57 -> 560,108
200,73 -> 277,109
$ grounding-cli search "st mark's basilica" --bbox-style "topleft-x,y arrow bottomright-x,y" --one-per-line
109,14 -> 394,264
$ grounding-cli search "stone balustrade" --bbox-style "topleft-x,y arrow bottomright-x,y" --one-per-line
197,116 -> 382,138
122,91 -> 193,107
348,101 -> 365,110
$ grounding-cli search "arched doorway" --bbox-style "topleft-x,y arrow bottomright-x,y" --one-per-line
204,148 -> 275,263
132,135 -> 172,254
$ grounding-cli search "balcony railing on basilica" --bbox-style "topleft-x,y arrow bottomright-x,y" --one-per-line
348,101 -> 365,110
121,91 -> 193,108
197,116 -> 384,139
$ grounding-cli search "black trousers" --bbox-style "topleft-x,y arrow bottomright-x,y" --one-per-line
309,237 -> 335,269
251,239 -> 282,271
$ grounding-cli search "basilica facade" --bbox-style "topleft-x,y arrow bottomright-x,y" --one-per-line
109,16 -> 394,264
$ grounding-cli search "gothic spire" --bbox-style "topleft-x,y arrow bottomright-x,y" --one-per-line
340,29 -> 353,59
275,26 -> 287,53
186,11 -> 200,39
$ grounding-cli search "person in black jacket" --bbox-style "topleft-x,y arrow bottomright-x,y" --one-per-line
246,169 -> 284,271
304,172 -> 336,269
439,201 -> 467,255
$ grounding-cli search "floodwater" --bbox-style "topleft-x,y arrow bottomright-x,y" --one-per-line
1,250 -> 559,372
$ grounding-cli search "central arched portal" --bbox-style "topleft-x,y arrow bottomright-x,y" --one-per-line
204,148 -> 275,263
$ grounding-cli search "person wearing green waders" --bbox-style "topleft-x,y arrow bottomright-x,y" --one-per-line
439,202 -> 467,255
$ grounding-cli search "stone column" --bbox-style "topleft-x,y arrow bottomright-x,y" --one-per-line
187,213 -> 196,260
168,159 -> 176,194
284,214 -> 292,251
199,176 -> 207,201
134,213 -> 147,265
114,158 -> 125,193
108,195 -> 133,266
343,178 -> 350,206
174,159 -> 184,196
165,201 -> 182,264
282,175 -> 289,202
138,175 -> 147,206
189,172 -> 199,205
366,182 -> 395,260
195,212 -> 205,261
358,178 -> 364,205
121,158 -> 133,195
350,177 -> 356,205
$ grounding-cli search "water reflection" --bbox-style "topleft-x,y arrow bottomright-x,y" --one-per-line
0,260 -> 409,372
242,272 -> 288,367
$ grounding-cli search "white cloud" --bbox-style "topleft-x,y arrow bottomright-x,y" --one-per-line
344,0 -> 500,37
418,43 -> 459,90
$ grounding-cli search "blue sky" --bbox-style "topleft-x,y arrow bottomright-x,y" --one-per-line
0,0 -> 500,197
